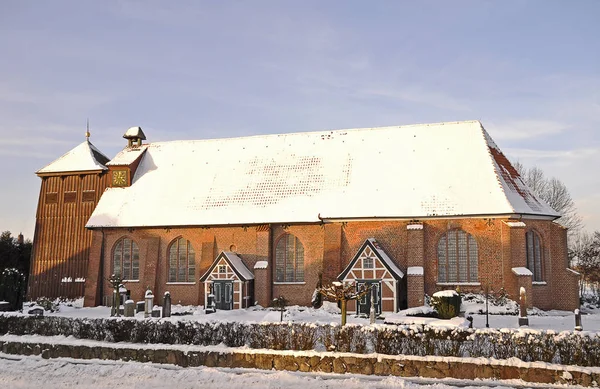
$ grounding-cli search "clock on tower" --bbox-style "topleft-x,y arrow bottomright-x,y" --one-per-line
112,170 -> 128,187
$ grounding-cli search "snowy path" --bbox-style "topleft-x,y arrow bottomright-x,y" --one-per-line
0,353 -> 532,389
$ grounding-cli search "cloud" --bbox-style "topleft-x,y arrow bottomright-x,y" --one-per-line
504,147 -> 599,160
487,120 -> 568,141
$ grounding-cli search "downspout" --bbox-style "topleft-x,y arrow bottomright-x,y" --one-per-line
500,223 -> 504,289
269,224 -> 273,302
98,228 -> 105,306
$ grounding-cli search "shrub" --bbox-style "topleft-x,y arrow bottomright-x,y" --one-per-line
0,268 -> 26,311
430,290 -> 461,319
1,315 -> 600,367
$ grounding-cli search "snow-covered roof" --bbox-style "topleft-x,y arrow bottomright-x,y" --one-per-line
107,145 -> 148,166
123,126 -> 146,140
86,120 -> 559,228
37,140 -> 109,175
199,251 -> 254,282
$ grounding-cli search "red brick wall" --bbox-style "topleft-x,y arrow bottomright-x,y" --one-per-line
84,217 -> 578,311
422,219 -> 504,297
524,220 -> 579,310
271,224 -> 324,306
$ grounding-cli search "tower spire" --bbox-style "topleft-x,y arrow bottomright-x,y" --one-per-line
85,119 -> 91,139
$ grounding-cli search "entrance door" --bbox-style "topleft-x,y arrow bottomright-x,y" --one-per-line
357,280 -> 381,316
213,281 -> 233,310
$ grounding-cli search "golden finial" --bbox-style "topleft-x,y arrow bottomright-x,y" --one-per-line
85,119 -> 91,139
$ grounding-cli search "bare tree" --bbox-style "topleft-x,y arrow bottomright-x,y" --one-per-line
318,281 -> 370,326
513,162 -> 583,235
570,231 -> 600,302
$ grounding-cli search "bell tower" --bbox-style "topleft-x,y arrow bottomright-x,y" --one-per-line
28,127 -> 111,299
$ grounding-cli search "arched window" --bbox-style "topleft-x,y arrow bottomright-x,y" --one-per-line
275,233 -> 304,282
526,230 -> 544,281
168,237 -> 196,282
437,229 -> 478,283
113,238 -> 140,280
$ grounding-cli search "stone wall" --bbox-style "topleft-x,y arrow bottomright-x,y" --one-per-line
1,338 -> 598,387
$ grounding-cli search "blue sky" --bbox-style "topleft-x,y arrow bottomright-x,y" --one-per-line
1,1 -> 598,239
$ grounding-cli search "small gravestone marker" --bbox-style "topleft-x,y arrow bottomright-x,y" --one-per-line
162,292 -> 171,318
272,296 -> 287,322
0,301 -> 11,312
575,309 -> 583,331
205,292 -> 215,314
145,289 -> 154,318
151,306 -> 161,318
136,301 -> 145,313
124,300 -> 135,317
518,287 -> 529,326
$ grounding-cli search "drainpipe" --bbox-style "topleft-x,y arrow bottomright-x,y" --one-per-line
269,224 -> 273,303
98,228 -> 105,306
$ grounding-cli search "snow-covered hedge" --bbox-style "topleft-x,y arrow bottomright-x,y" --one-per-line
1,315 -> 599,367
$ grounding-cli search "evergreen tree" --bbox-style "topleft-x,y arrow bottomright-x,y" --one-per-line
0,231 -> 33,310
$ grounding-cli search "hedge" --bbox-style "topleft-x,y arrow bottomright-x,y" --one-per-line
1,314 -> 599,367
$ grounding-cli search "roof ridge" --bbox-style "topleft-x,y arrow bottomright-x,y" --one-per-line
144,120 -> 483,147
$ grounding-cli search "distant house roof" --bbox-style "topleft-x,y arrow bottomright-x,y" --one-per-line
86,120 -> 559,228
199,251 -> 254,282
37,140 -> 109,175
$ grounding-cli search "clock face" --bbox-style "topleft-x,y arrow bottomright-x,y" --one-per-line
112,170 -> 128,187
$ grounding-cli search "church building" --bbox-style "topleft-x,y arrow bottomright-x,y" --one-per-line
28,121 -> 580,312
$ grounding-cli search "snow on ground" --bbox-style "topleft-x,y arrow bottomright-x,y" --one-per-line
0,353 -> 534,389
19,298 -> 600,332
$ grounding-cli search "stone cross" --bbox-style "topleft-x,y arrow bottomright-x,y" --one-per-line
162,291 -> 171,318
518,287 -> 529,326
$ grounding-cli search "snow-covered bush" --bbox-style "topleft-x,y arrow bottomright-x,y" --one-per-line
430,290 -> 461,319
1,315 -> 599,366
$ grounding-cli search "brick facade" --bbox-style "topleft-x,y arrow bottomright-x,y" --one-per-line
83,217 -> 579,312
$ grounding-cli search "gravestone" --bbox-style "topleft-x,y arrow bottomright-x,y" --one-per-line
136,301 -> 145,313
0,301 -> 11,312
467,316 -> 473,328
518,287 -> 529,326
124,300 -> 135,317
162,292 -> 171,318
151,306 -> 161,318
575,309 -> 583,331
145,289 -> 154,318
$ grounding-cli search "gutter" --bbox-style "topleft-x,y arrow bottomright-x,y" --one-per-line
317,212 -> 559,223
